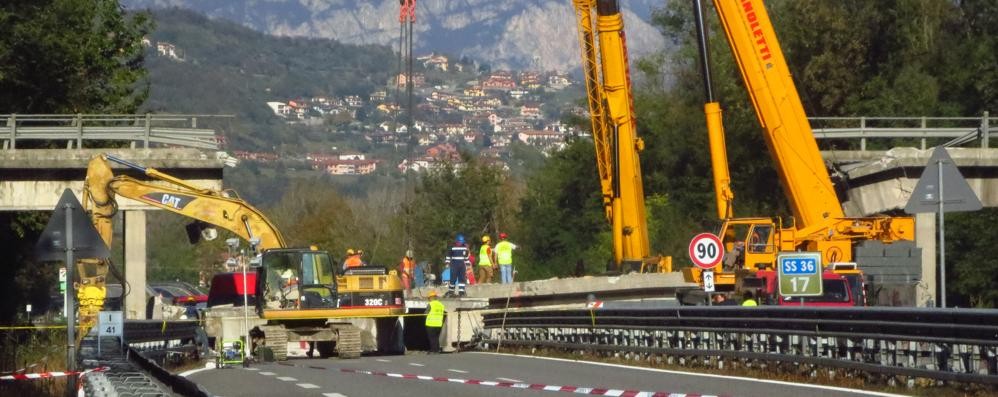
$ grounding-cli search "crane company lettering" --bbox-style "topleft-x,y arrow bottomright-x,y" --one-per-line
740,0 -> 772,62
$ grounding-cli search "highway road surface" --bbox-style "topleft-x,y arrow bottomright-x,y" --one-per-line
184,352 -> 909,397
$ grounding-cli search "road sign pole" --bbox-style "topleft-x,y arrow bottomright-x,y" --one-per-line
64,204 -> 76,396
938,160 -> 946,308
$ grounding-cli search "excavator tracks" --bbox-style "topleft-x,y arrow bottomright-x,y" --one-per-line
259,325 -> 289,361
333,325 -> 362,359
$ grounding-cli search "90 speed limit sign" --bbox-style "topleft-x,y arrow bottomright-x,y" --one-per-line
689,233 -> 724,270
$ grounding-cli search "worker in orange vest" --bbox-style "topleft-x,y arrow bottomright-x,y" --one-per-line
342,248 -> 363,272
399,250 -> 416,292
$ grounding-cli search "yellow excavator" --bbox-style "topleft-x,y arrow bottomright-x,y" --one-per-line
678,0 -> 917,304
572,0 -> 670,273
77,153 -> 405,359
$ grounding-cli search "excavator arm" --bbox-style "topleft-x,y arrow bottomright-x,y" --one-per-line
85,154 -> 286,251
72,154 -> 286,344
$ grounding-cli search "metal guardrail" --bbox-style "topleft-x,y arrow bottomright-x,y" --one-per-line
123,319 -> 199,345
810,113 -> 993,151
0,114 -> 226,150
481,307 -> 998,385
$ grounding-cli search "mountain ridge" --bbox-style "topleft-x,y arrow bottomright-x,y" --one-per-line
122,0 -> 666,71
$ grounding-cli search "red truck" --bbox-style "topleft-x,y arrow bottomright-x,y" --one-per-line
743,269 -> 865,307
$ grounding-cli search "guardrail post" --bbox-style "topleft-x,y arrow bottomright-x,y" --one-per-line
144,113 -> 151,148
76,113 -> 83,149
860,117 -> 867,151
9,114 -> 15,149
921,117 -> 927,150
983,111 -> 990,149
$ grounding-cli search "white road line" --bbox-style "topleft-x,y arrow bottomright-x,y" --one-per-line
478,352 -> 911,397
322,393 -> 348,397
242,367 -> 260,371
375,359 -> 391,362
496,377 -> 522,382
259,372 -> 276,376
178,366 -> 215,377
408,363 -> 424,367
276,376 -> 298,381
297,383 -> 320,389
447,369 -> 468,373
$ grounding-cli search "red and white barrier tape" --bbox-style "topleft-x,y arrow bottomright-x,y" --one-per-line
278,362 -> 720,397
0,366 -> 109,381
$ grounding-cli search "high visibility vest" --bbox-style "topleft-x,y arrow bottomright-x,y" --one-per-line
495,241 -> 515,265
400,257 -> 415,272
426,300 -> 445,327
344,255 -> 362,269
478,244 -> 493,266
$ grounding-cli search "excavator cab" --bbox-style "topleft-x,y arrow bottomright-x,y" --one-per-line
257,249 -> 339,313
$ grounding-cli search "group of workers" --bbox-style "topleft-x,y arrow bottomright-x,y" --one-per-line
443,233 -> 517,297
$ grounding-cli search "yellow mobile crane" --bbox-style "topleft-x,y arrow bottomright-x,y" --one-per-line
78,153 -> 405,359
680,0 -> 916,304
572,0 -> 669,272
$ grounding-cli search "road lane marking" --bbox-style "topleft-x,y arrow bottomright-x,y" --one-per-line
297,383 -> 320,389
447,369 -> 468,374
259,372 -> 276,376
283,363 -> 724,397
408,363 -> 424,367
242,367 -> 260,371
477,352 -> 911,397
322,393 -> 348,397
496,377 -> 522,382
376,359 -> 391,362
276,376 -> 297,381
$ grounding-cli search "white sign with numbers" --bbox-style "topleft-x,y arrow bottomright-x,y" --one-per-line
98,311 -> 123,337
688,233 -> 724,270
703,270 -> 715,292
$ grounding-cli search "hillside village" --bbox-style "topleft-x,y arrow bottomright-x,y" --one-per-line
246,55 -> 585,175
144,35 -> 588,176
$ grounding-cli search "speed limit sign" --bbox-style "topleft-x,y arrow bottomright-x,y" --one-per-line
689,233 -> 724,270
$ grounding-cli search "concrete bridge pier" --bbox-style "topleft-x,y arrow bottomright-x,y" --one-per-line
124,211 -> 147,320
916,213 -> 937,307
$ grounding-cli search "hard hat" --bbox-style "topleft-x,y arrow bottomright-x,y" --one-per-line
456,234 -> 465,244
347,248 -> 355,255
482,235 -> 490,243
428,290 -> 438,298
406,250 -> 413,257
499,232 -> 508,239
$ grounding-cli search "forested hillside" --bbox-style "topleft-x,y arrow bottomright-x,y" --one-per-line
142,8 -> 396,151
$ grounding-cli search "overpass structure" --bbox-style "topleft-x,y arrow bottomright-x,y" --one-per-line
0,148 -> 227,320
822,147 -> 998,307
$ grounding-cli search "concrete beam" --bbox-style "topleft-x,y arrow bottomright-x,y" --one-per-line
0,148 -> 225,211
823,147 -> 998,216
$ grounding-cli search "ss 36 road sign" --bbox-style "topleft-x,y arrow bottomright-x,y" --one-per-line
689,233 -> 724,270
777,252 -> 823,297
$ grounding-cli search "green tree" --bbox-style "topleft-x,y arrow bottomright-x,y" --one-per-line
0,0 -> 151,114
0,0 -> 151,324
406,159 -> 507,270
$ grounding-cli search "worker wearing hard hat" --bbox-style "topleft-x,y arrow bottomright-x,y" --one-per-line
495,232 -> 518,284
425,290 -> 445,353
445,234 -> 469,297
399,250 -> 416,293
477,235 -> 496,284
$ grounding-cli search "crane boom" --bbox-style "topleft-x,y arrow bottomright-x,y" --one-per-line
573,0 -> 651,269
712,0 -> 843,225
